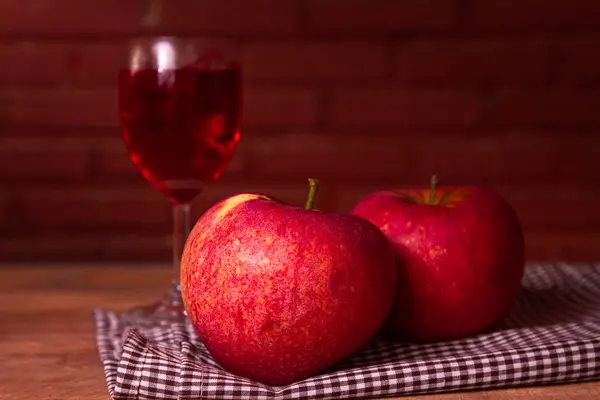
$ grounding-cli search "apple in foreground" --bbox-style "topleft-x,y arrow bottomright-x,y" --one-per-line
181,179 -> 398,385
351,176 -> 525,342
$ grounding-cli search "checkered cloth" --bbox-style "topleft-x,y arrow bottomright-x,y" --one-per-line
94,262 -> 600,399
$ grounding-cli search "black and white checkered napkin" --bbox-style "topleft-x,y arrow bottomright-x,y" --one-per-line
94,262 -> 600,399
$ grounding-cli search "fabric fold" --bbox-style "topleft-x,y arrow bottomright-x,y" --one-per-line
94,262 -> 600,400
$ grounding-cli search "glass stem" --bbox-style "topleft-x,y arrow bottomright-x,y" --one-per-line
171,202 -> 191,304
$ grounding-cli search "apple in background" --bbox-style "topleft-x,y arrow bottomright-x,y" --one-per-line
181,179 -> 398,385
351,175 -> 525,343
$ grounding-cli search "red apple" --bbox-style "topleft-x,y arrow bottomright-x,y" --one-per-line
351,176 -> 525,342
181,179 -> 397,385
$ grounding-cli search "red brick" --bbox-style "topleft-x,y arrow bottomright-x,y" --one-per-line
469,0 -> 600,29
485,88 -> 600,126
330,184 -> 390,213
0,41 -> 127,87
0,233 -> 171,262
0,43 -> 68,87
0,126 -> 113,138
0,42 -> 137,88
328,87 -> 480,127
395,38 -> 551,84
496,185 -> 600,231
161,0 -> 298,35
218,138 -> 254,178
0,89 -> 117,127
0,193 -> 7,227
93,138 -> 147,180
105,234 -> 171,261
243,86 -> 320,126
0,235 -> 105,261
0,1 -> 140,35
14,187 -> 170,231
241,132 -> 411,182
0,1 -> 298,37
557,37 -> 600,84
525,231 -> 600,261
0,138 -> 90,181
243,41 -> 390,81
306,0 -> 457,32
70,43 -> 128,87
404,131 -> 600,185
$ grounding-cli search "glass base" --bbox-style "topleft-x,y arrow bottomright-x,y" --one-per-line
122,283 -> 187,327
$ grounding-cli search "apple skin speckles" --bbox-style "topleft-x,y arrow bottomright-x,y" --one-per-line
352,186 -> 525,343
181,193 -> 397,385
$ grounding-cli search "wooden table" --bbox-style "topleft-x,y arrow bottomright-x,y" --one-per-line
1,265 -> 599,400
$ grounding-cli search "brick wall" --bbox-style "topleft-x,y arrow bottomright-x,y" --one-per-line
1,0 -> 599,262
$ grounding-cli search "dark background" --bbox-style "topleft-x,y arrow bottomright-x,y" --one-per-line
0,0 -> 599,262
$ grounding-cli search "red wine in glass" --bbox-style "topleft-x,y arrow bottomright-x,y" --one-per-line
119,64 -> 242,204
117,37 -> 242,325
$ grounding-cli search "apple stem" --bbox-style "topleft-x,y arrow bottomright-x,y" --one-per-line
305,178 -> 320,210
428,174 -> 439,205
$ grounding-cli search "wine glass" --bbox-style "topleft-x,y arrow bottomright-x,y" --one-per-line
117,37 -> 242,326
